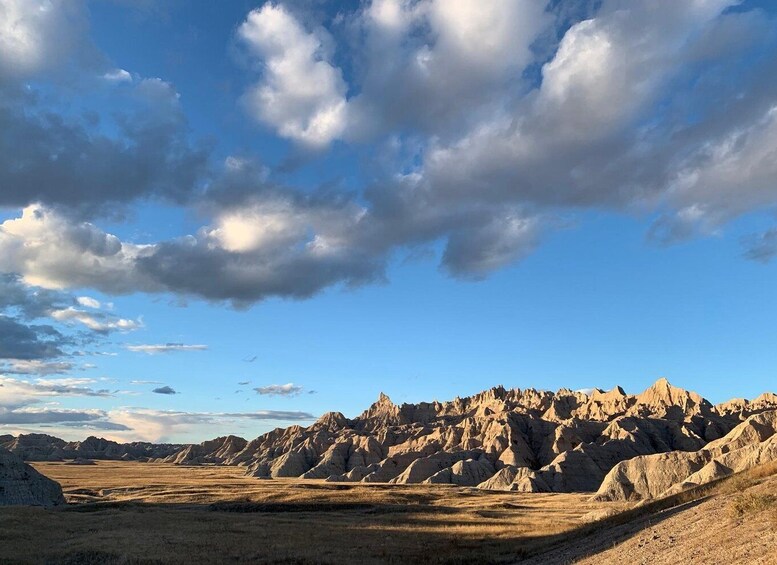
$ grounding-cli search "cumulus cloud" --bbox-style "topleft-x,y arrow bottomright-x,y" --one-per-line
2,0 -> 777,304
125,343 -> 208,354
0,205 -> 157,293
254,383 -> 304,397
0,198 -> 380,303
152,386 -> 178,395
0,0 -> 92,80
0,273 -> 69,319
0,19 -> 208,217
238,3 -> 348,147
346,0 -> 550,139
0,316 -> 68,360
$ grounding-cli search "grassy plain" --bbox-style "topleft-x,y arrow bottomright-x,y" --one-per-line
0,461 -> 612,564
3,461 -> 776,563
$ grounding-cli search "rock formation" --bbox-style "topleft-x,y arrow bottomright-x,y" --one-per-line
0,434 -> 181,462
159,436 -> 247,465
4,379 -> 775,495
594,409 -> 777,501
158,378 -> 777,493
0,446 -> 65,506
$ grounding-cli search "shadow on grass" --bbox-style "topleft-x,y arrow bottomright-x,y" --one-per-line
24,469 -> 773,565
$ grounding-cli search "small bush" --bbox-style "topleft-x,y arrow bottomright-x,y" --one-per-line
728,493 -> 776,518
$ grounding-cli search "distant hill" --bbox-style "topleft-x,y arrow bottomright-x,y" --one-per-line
0,434 -> 181,462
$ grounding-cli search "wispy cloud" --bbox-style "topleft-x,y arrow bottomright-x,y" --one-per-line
0,377 -> 113,405
254,383 -> 304,397
0,360 -> 75,375
50,307 -> 142,333
103,408 -> 317,442
75,296 -> 102,309
125,343 -> 208,354
0,406 -> 108,425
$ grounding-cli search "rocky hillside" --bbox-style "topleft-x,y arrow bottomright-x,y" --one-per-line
158,378 -> 777,492
0,446 -> 64,506
594,409 -> 777,501
0,434 -> 181,462
4,379 -> 775,494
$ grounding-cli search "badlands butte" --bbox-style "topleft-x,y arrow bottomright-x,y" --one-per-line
4,378 -> 777,501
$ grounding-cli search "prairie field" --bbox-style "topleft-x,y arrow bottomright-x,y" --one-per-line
0,461 -> 610,564
1,461 -> 776,564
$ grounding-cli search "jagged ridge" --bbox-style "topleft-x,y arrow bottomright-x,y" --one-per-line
158,378 -> 777,493
4,379 -> 776,494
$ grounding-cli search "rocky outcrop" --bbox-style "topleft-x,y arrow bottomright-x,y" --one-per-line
594,410 -> 777,501
7,379 -> 776,494
160,436 -> 247,465
424,458 -> 495,486
0,447 -> 65,506
148,378 -> 776,492
0,434 -> 181,462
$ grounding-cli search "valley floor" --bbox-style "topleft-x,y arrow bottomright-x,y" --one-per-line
2,461 -> 602,564
0,461 -> 774,564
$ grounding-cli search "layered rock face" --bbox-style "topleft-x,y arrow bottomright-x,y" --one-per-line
0,434 -> 181,462
594,409 -> 777,501
156,378 -> 777,493
159,436 -> 248,465
0,447 -> 65,506
4,379 -> 774,495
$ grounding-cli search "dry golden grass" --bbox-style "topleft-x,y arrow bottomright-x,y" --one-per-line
6,460 -> 777,564
728,493 -> 776,518
0,461 -> 624,565
524,460 -> 777,564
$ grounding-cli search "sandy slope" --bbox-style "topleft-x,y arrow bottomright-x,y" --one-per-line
526,474 -> 777,564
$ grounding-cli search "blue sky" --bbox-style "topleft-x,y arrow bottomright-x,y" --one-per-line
1,0 -> 777,442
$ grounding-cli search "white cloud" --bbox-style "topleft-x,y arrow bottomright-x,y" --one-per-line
654,105 -> 777,240
103,407 -> 316,442
0,204 -> 156,293
346,0 -> 550,139
0,0 -> 87,78
76,296 -> 101,309
125,343 -> 208,355
254,383 -> 304,397
238,3 -> 349,147
207,195 -> 365,255
0,360 -> 74,375
50,307 -> 142,333
0,376 -> 113,407
103,68 -> 132,82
